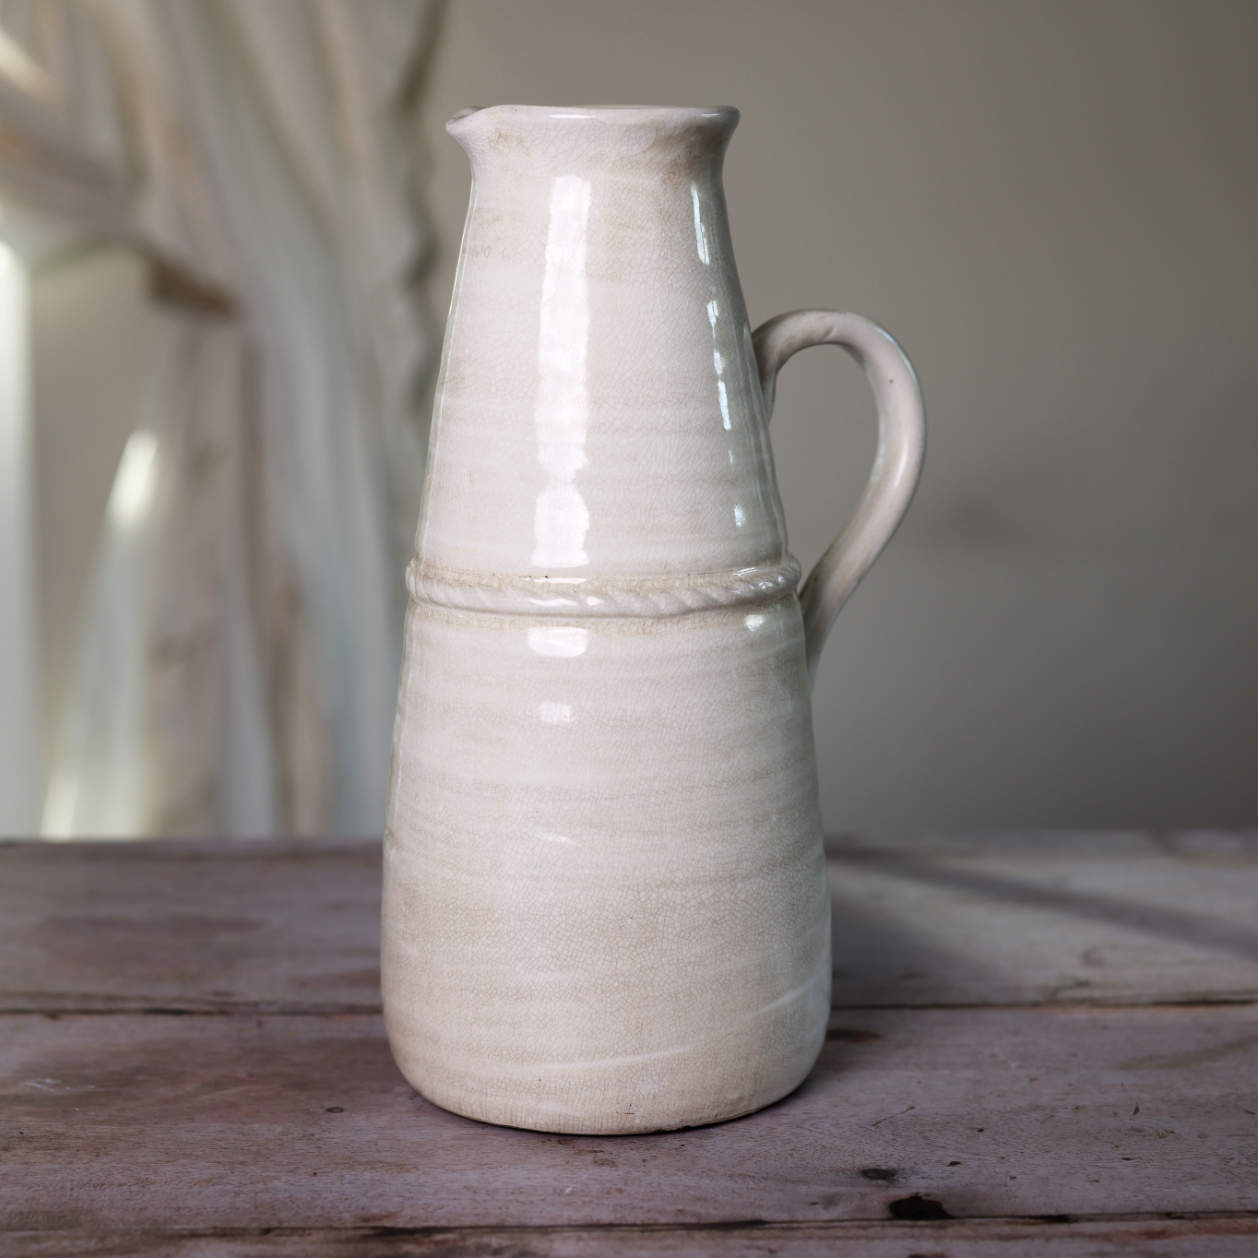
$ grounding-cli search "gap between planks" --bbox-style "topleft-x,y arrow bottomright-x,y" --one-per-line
3,1214 -> 1258,1257
2,995 -> 1257,1018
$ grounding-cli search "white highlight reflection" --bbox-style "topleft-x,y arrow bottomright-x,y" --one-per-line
538,700 -> 573,725
706,299 -> 730,429
534,829 -> 579,847
108,430 -> 159,530
691,183 -> 710,265
527,625 -> 589,658
532,175 -> 592,569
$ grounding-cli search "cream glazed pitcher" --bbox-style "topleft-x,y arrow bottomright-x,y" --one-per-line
383,104 -> 924,1134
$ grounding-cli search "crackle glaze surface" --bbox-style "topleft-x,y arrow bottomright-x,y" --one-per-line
384,105 -> 924,1133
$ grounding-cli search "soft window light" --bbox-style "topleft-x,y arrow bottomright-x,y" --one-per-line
108,429 -> 159,529
0,236 -> 38,832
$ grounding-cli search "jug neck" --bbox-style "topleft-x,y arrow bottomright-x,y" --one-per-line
447,104 -> 739,182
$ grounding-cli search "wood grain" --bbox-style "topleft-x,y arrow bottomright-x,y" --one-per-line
3,832 -> 1255,1014
828,830 -> 1258,1007
4,834 -> 1255,1253
3,1004 -> 1256,1232
3,1217 -> 1258,1257
0,841 -> 382,1014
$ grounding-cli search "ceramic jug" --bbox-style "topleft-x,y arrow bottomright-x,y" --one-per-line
383,104 -> 925,1134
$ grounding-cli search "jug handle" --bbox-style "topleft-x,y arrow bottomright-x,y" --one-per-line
752,310 -> 926,685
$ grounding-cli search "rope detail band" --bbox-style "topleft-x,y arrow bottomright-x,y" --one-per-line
407,557 -> 802,618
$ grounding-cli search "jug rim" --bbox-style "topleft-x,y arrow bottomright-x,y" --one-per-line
447,103 -> 739,134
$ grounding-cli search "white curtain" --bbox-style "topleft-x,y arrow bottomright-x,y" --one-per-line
0,0 -> 441,836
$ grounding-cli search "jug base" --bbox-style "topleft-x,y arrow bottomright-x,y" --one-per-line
395,1054 -> 822,1136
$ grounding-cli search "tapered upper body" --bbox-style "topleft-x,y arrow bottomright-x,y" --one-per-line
417,104 -> 789,581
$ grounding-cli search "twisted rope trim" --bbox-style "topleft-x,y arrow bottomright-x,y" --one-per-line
407,557 -> 802,618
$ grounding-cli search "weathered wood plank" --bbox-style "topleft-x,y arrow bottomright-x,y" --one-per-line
3,1005 -> 1255,1231
3,833 -> 1256,1013
0,842 -> 382,1014
827,834 -> 1258,1007
4,1217 -> 1258,1257
829,830 -> 1258,859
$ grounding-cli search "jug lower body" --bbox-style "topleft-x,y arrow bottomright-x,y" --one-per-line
382,593 -> 831,1134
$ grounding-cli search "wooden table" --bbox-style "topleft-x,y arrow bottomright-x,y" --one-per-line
2,833 -> 1256,1255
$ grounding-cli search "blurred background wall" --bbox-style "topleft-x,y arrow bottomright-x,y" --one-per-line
12,0 -> 1258,835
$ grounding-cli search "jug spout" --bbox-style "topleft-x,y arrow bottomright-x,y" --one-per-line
446,104 -> 740,177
